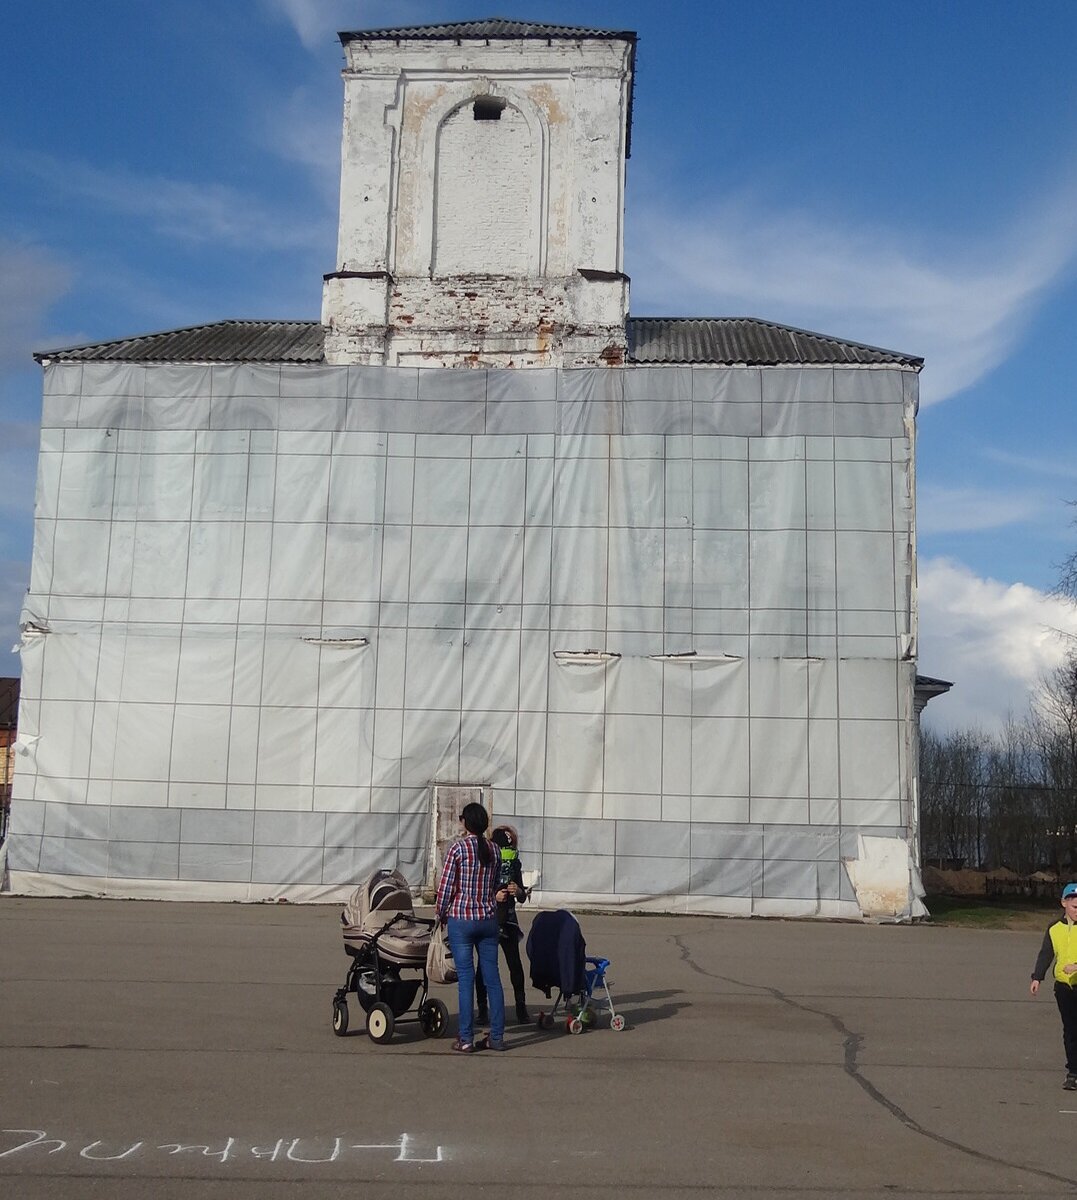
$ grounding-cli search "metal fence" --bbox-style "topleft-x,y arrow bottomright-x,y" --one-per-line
1,734 -> 13,846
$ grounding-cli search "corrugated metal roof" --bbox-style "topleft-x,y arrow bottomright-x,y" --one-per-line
33,320 -> 326,364
339,20 -> 636,43
627,317 -> 922,367
35,318 -> 922,368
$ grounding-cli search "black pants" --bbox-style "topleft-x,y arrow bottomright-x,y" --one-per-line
1055,982 -> 1077,1074
475,929 -> 526,1009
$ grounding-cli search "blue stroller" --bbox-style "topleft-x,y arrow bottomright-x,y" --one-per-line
525,909 -> 626,1034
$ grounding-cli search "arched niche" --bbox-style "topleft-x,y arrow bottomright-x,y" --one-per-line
425,88 -> 548,277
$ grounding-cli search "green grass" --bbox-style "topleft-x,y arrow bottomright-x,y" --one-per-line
925,894 -> 1055,929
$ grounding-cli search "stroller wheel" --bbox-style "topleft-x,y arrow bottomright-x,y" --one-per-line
567,1016 -> 584,1035
366,1001 -> 395,1044
332,1000 -> 349,1037
419,998 -> 449,1039
610,1013 -> 626,1032
536,1012 -> 554,1030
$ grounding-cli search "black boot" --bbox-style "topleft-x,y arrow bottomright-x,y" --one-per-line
515,1001 -> 530,1024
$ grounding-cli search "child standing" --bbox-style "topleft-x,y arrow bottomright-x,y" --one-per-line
476,825 -> 530,1026
1030,882 -> 1077,1090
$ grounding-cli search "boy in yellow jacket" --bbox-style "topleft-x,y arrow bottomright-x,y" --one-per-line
1030,882 -> 1077,1090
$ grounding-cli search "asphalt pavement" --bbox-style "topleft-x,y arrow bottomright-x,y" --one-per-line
1,896 -> 1073,1199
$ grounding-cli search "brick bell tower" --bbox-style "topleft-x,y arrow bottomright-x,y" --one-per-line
321,19 -> 636,367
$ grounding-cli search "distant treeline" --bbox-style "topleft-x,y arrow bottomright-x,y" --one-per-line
920,657 -> 1077,875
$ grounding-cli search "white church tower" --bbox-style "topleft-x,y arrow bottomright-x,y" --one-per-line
321,19 -> 636,367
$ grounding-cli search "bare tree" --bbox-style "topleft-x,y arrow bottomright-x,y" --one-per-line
983,719 -> 1044,873
1055,506 -> 1077,603
920,716 -> 1056,875
1028,655 -> 1077,874
919,726 -> 991,868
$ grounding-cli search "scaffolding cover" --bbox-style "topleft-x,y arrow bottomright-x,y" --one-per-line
6,362 -> 922,918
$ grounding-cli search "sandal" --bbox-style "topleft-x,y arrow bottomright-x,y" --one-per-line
451,1039 -> 474,1053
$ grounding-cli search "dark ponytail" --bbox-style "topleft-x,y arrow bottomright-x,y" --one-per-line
460,802 -> 492,865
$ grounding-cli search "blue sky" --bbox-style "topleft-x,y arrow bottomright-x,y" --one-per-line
3,0 -> 1077,730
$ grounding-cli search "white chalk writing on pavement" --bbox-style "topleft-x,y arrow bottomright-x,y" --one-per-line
0,1130 -> 443,1165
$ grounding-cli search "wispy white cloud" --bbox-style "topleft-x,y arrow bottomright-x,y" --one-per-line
256,85 -> 342,206
982,447 -> 1077,482
17,152 -> 328,254
260,0 -> 432,51
917,484 -> 1052,535
0,241 -> 72,367
261,0 -> 350,51
629,171 -> 1077,406
918,556 -> 1077,731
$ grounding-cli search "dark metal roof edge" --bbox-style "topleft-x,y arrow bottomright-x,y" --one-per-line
915,674 -> 954,692
33,320 -> 321,363
338,20 -> 637,44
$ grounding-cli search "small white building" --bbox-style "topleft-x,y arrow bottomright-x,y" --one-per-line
6,20 -> 928,918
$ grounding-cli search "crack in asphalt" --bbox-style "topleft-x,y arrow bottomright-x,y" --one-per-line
673,934 -> 1077,1191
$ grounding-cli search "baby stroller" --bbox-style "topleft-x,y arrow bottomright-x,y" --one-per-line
331,868 -> 449,1044
526,909 -> 626,1034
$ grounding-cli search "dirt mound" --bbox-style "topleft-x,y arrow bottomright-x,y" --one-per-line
922,866 -> 986,896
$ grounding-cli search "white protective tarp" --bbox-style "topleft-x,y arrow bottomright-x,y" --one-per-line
7,361 -> 919,917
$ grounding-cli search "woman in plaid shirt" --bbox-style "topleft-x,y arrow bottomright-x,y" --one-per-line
436,802 -> 512,1052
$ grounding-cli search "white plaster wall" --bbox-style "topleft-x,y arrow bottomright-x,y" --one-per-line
335,71 -> 399,272
571,73 -> 628,271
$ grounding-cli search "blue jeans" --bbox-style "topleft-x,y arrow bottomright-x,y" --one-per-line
447,917 -> 504,1044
